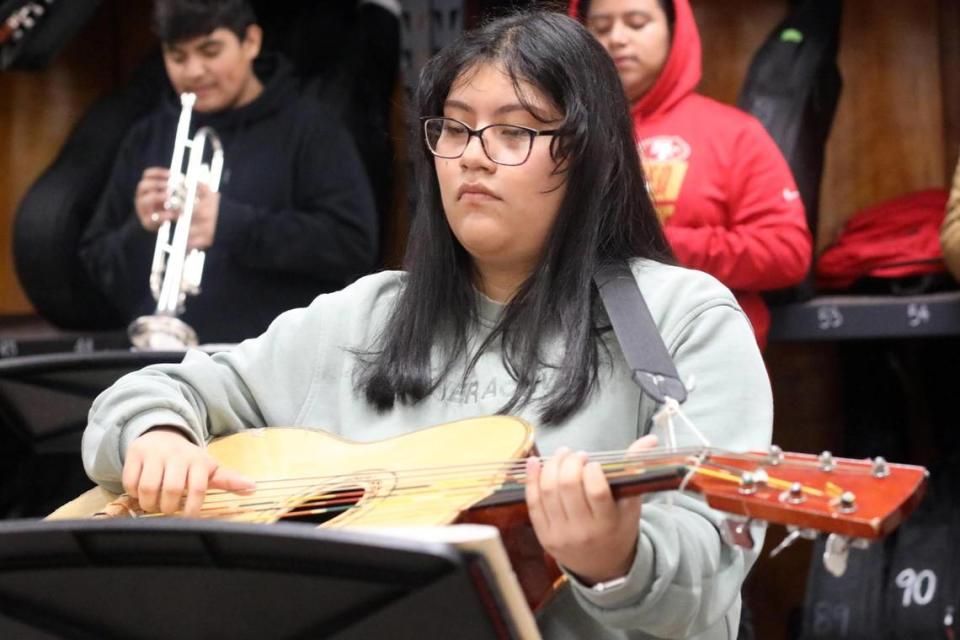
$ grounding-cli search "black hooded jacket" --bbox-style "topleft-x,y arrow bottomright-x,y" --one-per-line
79,54 -> 378,343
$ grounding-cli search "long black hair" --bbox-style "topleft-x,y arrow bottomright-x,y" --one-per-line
357,10 -> 671,425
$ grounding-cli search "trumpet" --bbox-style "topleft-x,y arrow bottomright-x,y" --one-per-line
128,92 -> 224,351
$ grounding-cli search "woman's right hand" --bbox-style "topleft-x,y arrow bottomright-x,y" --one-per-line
122,426 -> 256,517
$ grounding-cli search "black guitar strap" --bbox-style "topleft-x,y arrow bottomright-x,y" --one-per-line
594,262 -> 688,405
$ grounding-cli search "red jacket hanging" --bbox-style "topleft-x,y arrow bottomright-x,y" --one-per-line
570,0 -> 812,349
817,189 -> 947,290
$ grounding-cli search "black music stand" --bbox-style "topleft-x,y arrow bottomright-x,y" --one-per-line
0,350 -> 186,519
0,518 -> 525,640
0,350 -> 187,453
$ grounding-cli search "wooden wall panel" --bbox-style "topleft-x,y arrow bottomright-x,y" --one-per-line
693,0 -> 787,105
818,0 -> 944,249
0,1 -> 153,316
696,0 -> 946,251
939,0 -> 960,180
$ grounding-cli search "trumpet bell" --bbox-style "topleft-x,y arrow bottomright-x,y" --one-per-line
128,315 -> 199,351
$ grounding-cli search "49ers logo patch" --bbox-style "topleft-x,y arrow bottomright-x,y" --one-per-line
638,135 -> 691,221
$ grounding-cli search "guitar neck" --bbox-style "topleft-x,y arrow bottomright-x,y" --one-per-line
467,447 -> 927,542
470,463 -> 689,510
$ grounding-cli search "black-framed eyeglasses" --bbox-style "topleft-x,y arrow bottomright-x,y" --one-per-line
422,116 -> 561,166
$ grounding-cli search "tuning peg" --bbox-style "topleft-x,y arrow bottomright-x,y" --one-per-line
872,456 -> 890,478
721,517 -> 755,550
818,451 -> 836,472
822,533 -> 870,577
769,525 -> 817,558
767,444 -> 784,466
781,481 -> 806,504
739,471 -> 759,495
838,491 -> 857,513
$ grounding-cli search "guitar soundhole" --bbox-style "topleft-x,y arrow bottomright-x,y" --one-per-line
280,485 -> 365,526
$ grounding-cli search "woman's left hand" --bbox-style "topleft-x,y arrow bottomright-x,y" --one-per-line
525,434 -> 659,586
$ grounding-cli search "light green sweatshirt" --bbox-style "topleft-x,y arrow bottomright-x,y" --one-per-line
83,259 -> 772,639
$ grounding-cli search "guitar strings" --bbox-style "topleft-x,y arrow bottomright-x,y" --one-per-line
193,459 -> 689,513
144,459 -> 822,522
195,450 -> 699,505
197,446 -> 853,500
140,459 -> 694,521
194,447 -> 861,508
118,443 -> 874,520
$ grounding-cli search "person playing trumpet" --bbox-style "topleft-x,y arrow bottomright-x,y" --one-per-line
80,0 -> 378,344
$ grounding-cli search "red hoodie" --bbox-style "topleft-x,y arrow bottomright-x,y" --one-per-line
570,0 -> 812,349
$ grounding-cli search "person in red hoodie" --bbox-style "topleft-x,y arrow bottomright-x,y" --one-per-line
570,0 -> 812,349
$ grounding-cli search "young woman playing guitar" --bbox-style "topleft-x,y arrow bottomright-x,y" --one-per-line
82,10 -> 773,638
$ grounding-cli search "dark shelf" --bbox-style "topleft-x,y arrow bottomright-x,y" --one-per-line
769,290 -> 960,341
0,316 -> 129,359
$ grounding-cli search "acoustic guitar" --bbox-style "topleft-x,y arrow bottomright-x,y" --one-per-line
49,416 -> 928,610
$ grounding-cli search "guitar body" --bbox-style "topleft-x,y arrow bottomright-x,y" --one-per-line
51,416 -> 535,525
50,416 -> 563,608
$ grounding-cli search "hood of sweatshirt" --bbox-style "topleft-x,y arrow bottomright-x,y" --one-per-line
568,0 -> 701,121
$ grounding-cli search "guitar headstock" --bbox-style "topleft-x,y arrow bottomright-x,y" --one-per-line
687,449 -> 928,540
